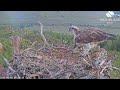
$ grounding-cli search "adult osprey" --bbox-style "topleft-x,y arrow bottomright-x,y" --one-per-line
69,25 -> 116,56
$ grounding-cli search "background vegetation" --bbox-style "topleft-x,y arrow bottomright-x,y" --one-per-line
0,24 -> 120,78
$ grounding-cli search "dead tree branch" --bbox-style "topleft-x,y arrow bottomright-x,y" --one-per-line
112,67 -> 120,72
30,41 -> 37,48
3,58 -> 20,78
37,21 -> 49,46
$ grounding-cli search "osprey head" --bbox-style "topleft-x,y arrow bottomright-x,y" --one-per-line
69,25 -> 79,32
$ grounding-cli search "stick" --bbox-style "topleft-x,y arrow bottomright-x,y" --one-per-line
66,73 -> 71,79
112,67 -> 120,72
20,48 -> 32,54
3,58 -> 20,78
20,41 -> 38,54
99,60 -> 106,66
4,58 -> 10,66
8,66 -> 16,73
37,21 -> 49,46
100,66 -> 107,75
50,69 -> 64,78
80,57 -> 91,66
30,41 -> 37,47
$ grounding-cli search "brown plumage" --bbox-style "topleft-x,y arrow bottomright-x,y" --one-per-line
69,25 -> 116,45
69,25 -> 116,57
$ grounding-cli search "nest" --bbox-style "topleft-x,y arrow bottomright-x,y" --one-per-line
6,45 -> 114,79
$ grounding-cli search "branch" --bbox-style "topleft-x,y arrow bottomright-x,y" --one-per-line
37,21 -> 49,46
4,58 -> 10,66
66,72 -> 71,79
30,41 -> 37,48
80,57 -> 91,66
3,58 -> 20,78
100,66 -> 107,75
112,67 -> 120,72
99,60 -> 106,66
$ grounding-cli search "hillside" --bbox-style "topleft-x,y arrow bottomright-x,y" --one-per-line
0,11 -> 120,34
0,11 -> 106,25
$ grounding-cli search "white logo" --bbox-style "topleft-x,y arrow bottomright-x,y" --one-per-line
100,11 -> 120,23
106,11 -> 114,17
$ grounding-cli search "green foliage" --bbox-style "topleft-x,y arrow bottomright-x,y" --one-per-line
100,34 -> 120,52
0,38 -> 13,65
44,31 -> 73,45
20,38 -> 32,49
108,50 -> 120,79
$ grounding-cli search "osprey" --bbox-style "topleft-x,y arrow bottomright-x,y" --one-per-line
69,25 -> 116,56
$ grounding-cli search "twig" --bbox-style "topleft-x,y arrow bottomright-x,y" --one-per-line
99,60 -> 106,66
66,72 -> 71,79
40,62 -> 53,77
8,66 -> 16,73
50,69 -> 64,78
3,58 -> 20,78
30,41 -> 37,48
112,67 -> 120,72
20,41 -> 37,54
20,48 -> 32,54
97,69 -> 100,79
80,57 -> 91,66
100,66 -> 107,75
37,21 -> 49,46
4,58 -> 10,66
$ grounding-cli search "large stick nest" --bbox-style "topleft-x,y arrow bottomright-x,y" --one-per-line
8,44 -> 114,79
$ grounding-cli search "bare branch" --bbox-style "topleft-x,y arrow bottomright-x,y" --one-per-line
100,66 -> 107,75
37,21 -> 49,46
80,57 -> 91,66
66,72 -> 71,79
112,67 -> 120,72
30,41 -> 37,48
3,58 -> 20,78
3,58 -> 10,66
